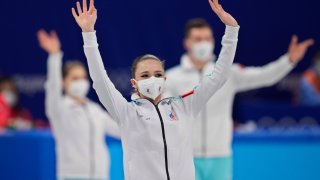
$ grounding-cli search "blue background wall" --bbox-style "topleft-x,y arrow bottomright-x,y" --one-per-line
1,0 -> 319,120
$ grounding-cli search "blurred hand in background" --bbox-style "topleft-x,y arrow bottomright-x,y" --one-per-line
288,35 -> 314,64
37,30 -> 61,54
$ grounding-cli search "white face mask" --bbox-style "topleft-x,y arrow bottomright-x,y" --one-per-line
67,79 -> 90,98
2,90 -> 17,107
135,76 -> 165,100
191,41 -> 215,62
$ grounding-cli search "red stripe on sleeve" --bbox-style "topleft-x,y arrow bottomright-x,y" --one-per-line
181,90 -> 194,99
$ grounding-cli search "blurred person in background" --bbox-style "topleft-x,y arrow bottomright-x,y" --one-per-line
165,18 -> 314,180
300,49 -> 320,106
0,76 -> 33,130
37,29 -> 120,180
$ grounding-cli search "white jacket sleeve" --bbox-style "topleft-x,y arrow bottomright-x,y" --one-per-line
183,25 -> 239,118
82,32 -> 131,125
45,52 -> 64,123
233,54 -> 295,92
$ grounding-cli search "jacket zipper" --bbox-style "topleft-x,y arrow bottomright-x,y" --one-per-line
154,104 -> 171,180
83,105 -> 95,179
134,98 -> 172,180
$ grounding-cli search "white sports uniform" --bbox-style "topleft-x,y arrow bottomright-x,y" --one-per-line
166,48 -> 294,179
82,25 -> 239,180
45,53 -> 120,180
166,53 -> 294,157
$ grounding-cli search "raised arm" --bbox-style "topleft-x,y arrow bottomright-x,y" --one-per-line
233,36 -> 314,92
72,0 -> 131,124
37,30 -> 63,122
183,0 -> 239,118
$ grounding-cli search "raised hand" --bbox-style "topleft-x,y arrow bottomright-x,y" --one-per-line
288,35 -> 314,64
37,30 -> 61,54
72,0 -> 97,32
208,0 -> 238,27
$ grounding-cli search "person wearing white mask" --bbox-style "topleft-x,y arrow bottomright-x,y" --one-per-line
37,29 -> 120,180
71,0 -> 239,179
165,18 -> 314,180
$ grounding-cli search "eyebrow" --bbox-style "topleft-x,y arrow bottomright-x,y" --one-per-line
139,71 -> 149,75
139,71 -> 164,75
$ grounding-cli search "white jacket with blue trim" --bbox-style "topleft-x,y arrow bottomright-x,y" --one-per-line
82,25 -> 239,180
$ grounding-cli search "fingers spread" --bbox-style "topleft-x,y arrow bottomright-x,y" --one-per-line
210,0 -> 223,15
90,0 -> 95,9
37,29 -> 46,38
209,0 -> 219,14
37,30 -> 49,45
76,1 -> 83,14
300,39 -> 315,49
72,8 -> 78,18
38,30 -> 49,39
217,4 -> 224,14
213,0 -> 221,10
83,0 -> 88,12
89,6 -> 97,14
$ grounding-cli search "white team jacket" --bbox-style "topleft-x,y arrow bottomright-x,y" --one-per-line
45,53 -> 120,179
82,25 -> 239,180
166,52 -> 295,158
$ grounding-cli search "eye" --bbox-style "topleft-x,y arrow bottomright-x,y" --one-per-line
155,73 -> 163,78
141,74 -> 149,78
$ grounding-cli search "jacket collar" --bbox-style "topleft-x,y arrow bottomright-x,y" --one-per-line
131,93 -> 141,101
181,54 -> 216,73
131,93 -> 170,101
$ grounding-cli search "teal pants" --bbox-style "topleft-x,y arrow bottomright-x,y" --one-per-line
194,156 -> 232,180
